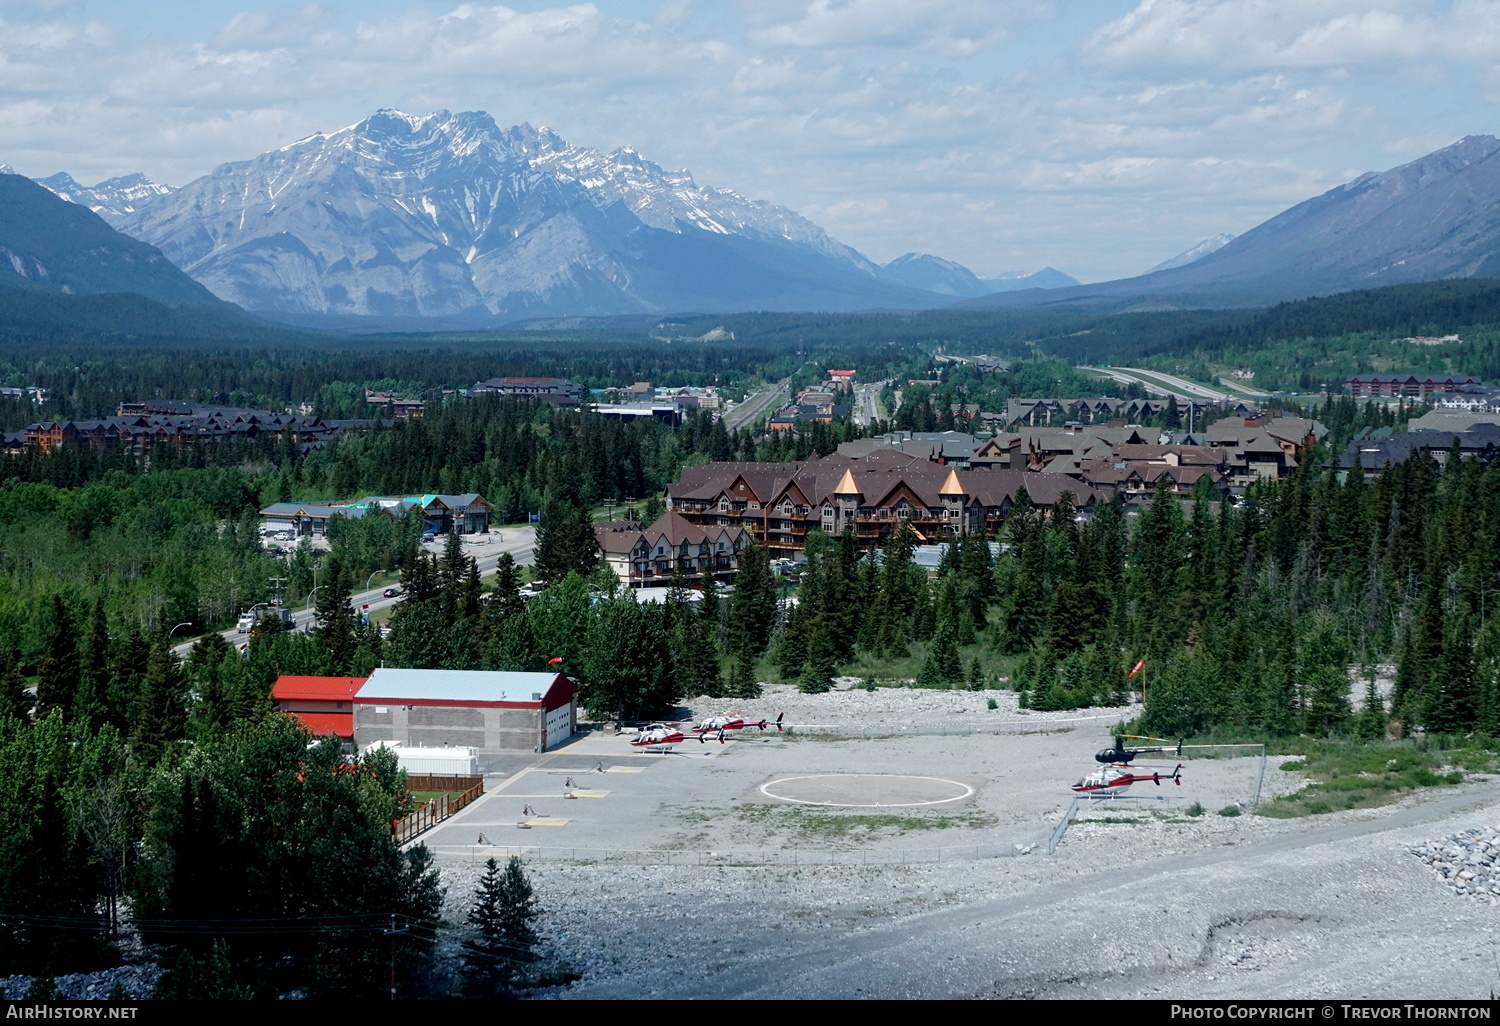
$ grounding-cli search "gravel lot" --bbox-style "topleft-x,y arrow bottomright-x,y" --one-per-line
433,685 -> 1500,1000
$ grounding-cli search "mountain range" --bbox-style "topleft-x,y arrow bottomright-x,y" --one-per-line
33,110 -> 1065,323
963,135 -> 1500,312
0,170 -> 226,308
14,124 -> 1500,325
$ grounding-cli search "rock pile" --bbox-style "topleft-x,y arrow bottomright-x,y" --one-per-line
1409,826 -> 1500,902
0,964 -> 163,1000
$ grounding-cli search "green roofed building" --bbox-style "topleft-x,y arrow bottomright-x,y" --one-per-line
259,493 -> 493,537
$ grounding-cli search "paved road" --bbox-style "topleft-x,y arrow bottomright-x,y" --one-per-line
723,376 -> 791,432
853,381 -> 888,427
1083,365 -> 1237,402
172,526 -> 537,657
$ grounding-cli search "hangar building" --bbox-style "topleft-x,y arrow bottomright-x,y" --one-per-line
352,668 -> 576,754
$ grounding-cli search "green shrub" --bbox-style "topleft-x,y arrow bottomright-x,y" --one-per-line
986,697 -> 997,710
1186,801 -> 1204,817
1217,805 -> 1241,817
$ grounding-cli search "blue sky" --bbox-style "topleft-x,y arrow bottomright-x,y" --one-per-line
1,0 -> 1495,282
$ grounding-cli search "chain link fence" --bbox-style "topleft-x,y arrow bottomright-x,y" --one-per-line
439,842 -> 1034,866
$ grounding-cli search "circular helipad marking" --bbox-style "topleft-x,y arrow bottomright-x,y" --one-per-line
759,774 -> 974,808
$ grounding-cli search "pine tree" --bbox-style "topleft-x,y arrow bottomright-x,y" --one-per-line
462,857 -> 538,998
728,544 -> 778,660
727,651 -> 760,699
0,654 -> 26,721
315,557 -> 357,674
35,596 -> 79,721
967,658 -> 985,691
134,642 -> 187,764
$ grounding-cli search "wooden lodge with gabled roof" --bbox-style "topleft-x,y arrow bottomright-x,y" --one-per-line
594,512 -> 749,588
664,452 -> 1098,558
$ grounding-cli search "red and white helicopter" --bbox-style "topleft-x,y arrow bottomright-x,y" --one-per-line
1071,763 -> 1183,796
690,712 -> 785,742
1071,734 -> 1185,796
624,712 -> 786,751
627,724 -> 690,752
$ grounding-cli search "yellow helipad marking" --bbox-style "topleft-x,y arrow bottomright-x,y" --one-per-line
605,767 -> 643,773
522,819 -> 570,827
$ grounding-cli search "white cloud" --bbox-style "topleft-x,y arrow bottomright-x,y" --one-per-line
1086,0 -> 1500,72
0,1 -> 1494,281
749,0 -> 1040,55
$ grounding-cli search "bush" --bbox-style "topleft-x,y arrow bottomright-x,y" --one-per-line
1217,805 -> 1241,817
1186,801 -> 1204,817
986,697 -> 997,710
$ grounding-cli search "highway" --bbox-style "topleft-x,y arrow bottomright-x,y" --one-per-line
853,381 -> 887,427
723,376 -> 791,432
171,526 -> 537,657
1080,365 -> 1237,402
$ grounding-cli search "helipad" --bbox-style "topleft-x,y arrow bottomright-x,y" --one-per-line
758,773 -> 975,808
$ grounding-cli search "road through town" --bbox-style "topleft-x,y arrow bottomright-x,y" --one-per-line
172,526 -> 537,657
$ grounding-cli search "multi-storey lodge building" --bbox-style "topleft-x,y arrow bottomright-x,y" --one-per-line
665,451 -> 1095,559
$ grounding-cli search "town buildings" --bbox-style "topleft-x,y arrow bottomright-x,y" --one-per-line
594,512 -> 749,587
259,493 -> 494,537
10,403 -> 376,455
470,376 -> 582,405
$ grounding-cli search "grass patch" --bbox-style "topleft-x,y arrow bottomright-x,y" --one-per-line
1217,806 -> 1241,817
1079,816 -> 1141,825
1186,801 -> 1204,817
722,802 -> 997,840
1258,740 -> 1480,818
408,790 -> 461,806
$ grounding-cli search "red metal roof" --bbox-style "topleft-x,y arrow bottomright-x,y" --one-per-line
271,675 -> 367,702
286,711 -> 354,738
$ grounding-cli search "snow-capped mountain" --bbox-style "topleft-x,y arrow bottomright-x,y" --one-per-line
48,109 -> 956,321
37,172 -> 174,220
1147,234 -> 1236,274
880,253 -> 993,297
979,267 -> 1082,292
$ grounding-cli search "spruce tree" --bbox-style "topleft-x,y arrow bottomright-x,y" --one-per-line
728,544 -> 777,660
35,595 -> 79,721
0,651 -> 25,721
462,857 -> 538,998
728,651 -> 760,699
134,642 -> 187,764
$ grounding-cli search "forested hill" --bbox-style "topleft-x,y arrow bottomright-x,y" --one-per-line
0,286 -> 282,346
0,173 -> 226,308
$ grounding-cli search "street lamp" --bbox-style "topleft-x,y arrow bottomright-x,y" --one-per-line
168,622 -> 193,638
366,569 -> 391,592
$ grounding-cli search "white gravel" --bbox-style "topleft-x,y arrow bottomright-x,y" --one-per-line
425,685 -> 1500,1000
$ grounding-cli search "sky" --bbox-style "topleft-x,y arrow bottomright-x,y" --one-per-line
0,0 -> 1495,283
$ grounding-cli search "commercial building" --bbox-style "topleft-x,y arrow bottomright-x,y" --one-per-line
259,492 -> 493,537
352,668 -> 577,754
271,675 -> 366,743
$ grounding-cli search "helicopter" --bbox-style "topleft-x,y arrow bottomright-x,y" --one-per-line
1094,734 -> 1183,765
691,712 -> 785,741
627,725 -> 689,751
1071,763 -> 1184,796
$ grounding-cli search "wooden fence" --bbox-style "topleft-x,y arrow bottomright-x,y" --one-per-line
405,774 -> 483,793
392,779 -> 484,844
